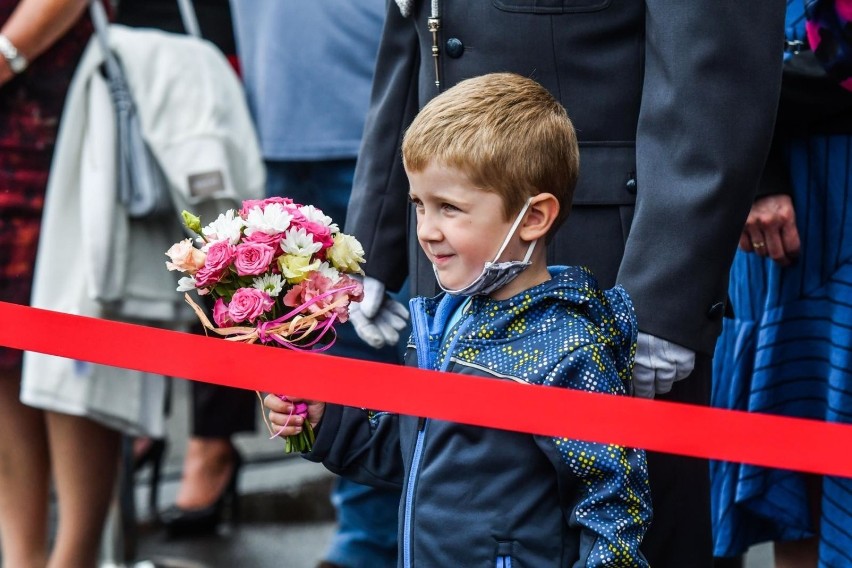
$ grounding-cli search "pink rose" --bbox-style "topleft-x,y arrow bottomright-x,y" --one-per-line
205,240 -> 236,273
193,240 -> 236,288
300,220 -> 334,249
212,297 -> 234,327
288,209 -> 306,225
194,264 -> 224,289
234,242 -> 275,276
228,288 -> 274,323
239,196 -> 294,218
244,230 -> 283,248
239,199 -> 264,218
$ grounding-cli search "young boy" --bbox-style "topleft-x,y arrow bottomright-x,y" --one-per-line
265,73 -> 652,567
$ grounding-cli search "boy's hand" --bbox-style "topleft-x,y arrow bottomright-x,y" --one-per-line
263,394 -> 325,435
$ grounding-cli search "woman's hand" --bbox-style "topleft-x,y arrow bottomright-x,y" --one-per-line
739,194 -> 800,267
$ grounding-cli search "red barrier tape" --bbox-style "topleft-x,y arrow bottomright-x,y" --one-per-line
2,301 -> 851,477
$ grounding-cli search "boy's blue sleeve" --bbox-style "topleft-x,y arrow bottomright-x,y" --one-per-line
303,404 -> 405,491
534,341 -> 653,567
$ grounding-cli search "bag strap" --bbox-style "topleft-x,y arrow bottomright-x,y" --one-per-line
89,0 -> 201,41
89,0 -> 127,88
87,0 -> 203,104
176,0 -> 201,38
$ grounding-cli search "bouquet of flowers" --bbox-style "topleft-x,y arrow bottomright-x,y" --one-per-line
165,196 -> 366,452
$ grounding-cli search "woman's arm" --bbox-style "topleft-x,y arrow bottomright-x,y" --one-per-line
0,0 -> 89,86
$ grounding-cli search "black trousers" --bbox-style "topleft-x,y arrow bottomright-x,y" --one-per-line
191,381 -> 256,438
640,354 -> 714,568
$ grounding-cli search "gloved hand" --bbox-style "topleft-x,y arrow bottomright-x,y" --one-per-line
632,332 -> 695,398
350,276 -> 409,349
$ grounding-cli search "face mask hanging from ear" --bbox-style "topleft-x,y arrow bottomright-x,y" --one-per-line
434,198 -> 537,297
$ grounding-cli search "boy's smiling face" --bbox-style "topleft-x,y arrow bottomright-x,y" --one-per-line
407,161 -> 544,299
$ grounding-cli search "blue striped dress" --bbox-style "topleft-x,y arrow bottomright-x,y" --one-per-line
710,7 -> 852,562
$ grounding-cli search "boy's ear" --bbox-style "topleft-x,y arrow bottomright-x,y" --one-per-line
519,193 -> 559,241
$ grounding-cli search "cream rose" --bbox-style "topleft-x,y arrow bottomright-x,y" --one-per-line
165,239 -> 207,275
327,233 -> 365,274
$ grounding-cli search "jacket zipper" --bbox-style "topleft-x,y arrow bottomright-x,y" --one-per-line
403,417 -> 427,568
403,298 -> 471,567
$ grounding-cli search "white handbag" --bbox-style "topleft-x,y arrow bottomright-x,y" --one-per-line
89,0 -> 203,218
21,4 -> 265,436
87,0 -> 264,222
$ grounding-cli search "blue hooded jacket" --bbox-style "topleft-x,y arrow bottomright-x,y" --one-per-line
307,266 -> 652,567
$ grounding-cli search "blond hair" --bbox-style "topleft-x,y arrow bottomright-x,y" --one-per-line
402,72 -> 579,232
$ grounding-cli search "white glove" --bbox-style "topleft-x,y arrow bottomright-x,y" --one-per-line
632,332 -> 695,398
350,276 -> 410,349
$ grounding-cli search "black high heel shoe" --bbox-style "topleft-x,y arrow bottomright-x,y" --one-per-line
133,437 -> 167,519
160,448 -> 243,538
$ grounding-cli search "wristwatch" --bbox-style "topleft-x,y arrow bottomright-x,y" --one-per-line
0,34 -> 28,74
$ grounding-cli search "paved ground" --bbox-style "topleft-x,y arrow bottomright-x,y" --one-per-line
100,378 -> 340,568
133,522 -> 337,568
125,456 -> 339,568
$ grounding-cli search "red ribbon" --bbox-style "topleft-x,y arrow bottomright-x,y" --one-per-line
2,301 -> 851,477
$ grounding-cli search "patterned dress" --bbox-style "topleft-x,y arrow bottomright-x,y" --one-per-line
0,2 -> 91,369
710,4 -> 852,565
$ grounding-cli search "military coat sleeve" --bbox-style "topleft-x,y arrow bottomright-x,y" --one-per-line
617,1 -> 785,352
344,0 -> 420,293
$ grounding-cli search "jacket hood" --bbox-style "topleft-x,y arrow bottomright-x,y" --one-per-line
417,265 -> 638,384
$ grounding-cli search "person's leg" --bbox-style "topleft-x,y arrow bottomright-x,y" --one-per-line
173,382 -> 254,510
45,411 -> 120,568
774,538 -> 818,568
322,478 -> 399,568
773,474 -> 821,568
173,438 -> 240,510
713,557 -> 743,568
640,356 -> 714,568
0,368 -> 50,568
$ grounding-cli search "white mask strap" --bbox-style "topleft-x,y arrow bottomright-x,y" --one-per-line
491,197 -> 534,264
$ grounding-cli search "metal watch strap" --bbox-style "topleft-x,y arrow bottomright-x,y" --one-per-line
0,33 -> 27,74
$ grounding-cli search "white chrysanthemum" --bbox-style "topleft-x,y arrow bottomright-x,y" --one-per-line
280,227 -> 322,256
299,205 -> 339,233
244,203 -> 293,236
327,233 -> 365,274
317,261 -> 342,284
252,273 -> 284,297
176,276 -> 196,292
202,210 -> 245,245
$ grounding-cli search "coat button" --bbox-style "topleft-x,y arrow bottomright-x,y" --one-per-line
625,176 -> 637,194
446,38 -> 464,58
707,302 -> 726,320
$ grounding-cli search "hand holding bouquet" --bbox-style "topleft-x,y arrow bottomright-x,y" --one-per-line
165,196 -> 366,451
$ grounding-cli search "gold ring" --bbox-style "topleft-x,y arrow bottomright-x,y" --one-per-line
753,241 -> 766,249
